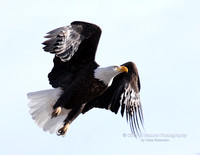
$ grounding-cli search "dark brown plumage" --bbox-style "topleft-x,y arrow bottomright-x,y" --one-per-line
27,21 -> 143,136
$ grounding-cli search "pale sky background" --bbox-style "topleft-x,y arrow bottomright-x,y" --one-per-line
1,0 -> 200,155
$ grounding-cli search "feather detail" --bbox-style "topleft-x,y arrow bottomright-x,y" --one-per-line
27,88 -> 71,135
43,25 -> 84,62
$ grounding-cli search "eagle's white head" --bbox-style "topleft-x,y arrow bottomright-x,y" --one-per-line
94,65 -> 128,86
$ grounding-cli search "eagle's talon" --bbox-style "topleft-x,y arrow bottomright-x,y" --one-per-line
51,107 -> 61,118
57,129 -> 64,136
57,124 -> 69,136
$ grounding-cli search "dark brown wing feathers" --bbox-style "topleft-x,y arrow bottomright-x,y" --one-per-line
43,21 -> 101,88
82,62 -> 143,136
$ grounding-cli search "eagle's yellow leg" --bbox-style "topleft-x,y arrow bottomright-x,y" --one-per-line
58,123 -> 70,136
51,107 -> 61,118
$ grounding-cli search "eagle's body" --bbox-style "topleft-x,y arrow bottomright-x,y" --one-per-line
51,61 -> 105,109
28,21 -> 143,136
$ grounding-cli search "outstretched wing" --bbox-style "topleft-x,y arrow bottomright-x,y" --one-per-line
82,62 -> 143,136
43,21 -> 102,88
43,24 -> 84,62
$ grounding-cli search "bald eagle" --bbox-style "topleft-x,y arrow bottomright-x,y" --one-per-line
27,21 -> 143,136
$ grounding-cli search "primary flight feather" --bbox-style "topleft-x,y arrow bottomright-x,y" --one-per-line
27,21 -> 143,136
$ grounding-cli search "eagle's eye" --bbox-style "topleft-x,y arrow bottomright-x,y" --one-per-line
114,66 -> 118,70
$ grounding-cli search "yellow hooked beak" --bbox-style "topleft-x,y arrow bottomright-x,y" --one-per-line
116,66 -> 128,73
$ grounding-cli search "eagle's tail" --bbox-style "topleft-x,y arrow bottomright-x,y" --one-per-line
27,88 -> 70,135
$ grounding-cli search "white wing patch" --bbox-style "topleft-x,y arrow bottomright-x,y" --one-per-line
43,25 -> 84,62
120,84 -> 143,136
